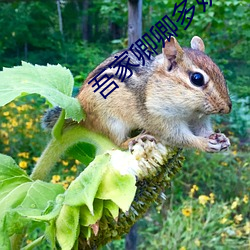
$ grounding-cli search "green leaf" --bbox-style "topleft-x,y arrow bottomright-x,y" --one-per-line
0,154 -> 65,244
45,220 -> 56,249
56,205 -> 80,250
79,199 -> 103,226
20,181 -> 64,213
103,200 -> 119,219
0,176 -> 32,201
0,231 -> 10,250
80,226 -> 92,240
26,196 -> 64,222
64,154 -> 111,213
0,154 -> 30,181
65,142 -> 96,165
0,182 -> 33,218
0,62 -> 85,122
96,167 -> 136,212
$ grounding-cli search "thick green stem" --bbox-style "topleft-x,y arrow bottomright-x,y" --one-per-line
30,126 -> 118,181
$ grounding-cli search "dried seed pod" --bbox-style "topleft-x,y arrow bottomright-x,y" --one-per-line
78,140 -> 182,249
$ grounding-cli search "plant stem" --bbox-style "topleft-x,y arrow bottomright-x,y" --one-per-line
30,126 -> 118,181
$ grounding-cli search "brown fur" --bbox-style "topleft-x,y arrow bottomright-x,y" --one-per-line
77,36 -> 232,152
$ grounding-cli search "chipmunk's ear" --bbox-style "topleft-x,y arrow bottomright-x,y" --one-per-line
162,36 -> 184,63
191,36 -> 205,52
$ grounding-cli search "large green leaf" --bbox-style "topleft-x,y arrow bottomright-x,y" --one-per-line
65,142 -> 96,165
63,154 -> 110,213
0,176 -> 32,201
79,199 -> 103,227
0,154 -> 65,248
0,62 -> 85,122
56,205 -> 80,250
96,166 -> 136,212
0,154 -> 30,181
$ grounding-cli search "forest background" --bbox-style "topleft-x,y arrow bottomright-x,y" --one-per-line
0,0 -> 249,249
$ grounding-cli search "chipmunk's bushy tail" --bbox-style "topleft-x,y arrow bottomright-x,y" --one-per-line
41,106 -> 62,130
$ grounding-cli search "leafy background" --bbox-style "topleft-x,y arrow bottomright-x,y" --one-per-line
0,0 -> 249,249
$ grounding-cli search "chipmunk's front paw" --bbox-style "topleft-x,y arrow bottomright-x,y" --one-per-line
206,133 -> 230,152
128,134 -> 156,152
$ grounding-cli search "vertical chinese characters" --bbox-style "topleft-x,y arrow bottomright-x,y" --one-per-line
87,0 -> 213,99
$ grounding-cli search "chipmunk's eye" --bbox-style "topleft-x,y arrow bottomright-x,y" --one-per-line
190,72 -> 204,87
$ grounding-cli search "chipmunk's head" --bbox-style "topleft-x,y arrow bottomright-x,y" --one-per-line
147,36 -> 232,118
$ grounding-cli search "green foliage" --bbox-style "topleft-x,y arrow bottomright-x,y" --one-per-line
137,196 -> 249,249
0,154 -> 64,249
0,62 -> 84,122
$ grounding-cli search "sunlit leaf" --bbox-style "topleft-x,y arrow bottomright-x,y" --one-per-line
56,205 -> 80,250
96,167 -> 136,212
64,154 -> 110,213
66,142 -> 96,165
80,199 -> 103,227
0,62 -> 85,121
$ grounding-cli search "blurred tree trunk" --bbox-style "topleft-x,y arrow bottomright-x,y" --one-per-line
125,224 -> 137,250
82,0 -> 89,41
56,0 -> 64,36
128,0 -> 142,46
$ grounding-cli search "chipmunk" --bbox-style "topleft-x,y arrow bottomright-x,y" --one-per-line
43,36 -> 232,153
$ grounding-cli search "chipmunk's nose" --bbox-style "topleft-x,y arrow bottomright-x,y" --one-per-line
219,101 -> 232,114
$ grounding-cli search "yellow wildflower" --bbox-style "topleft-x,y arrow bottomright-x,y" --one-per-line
189,184 -> 199,197
62,160 -> 69,166
66,176 -> 75,182
32,157 -> 39,162
17,105 -> 29,112
18,152 -> 29,159
209,193 -> 215,204
70,165 -> 77,172
19,161 -> 28,169
194,238 -> 201,247
26,121 -> 33,129
3,111 -> 9,116
243,195 -> 248,204
11,119 -> 18,127
179,247 -> 186,250
220,218 -> 228,224
51,175 -> 61,183
232,150 -> 237,156
75,159 -> 81,165
0,130 -> 8,138
244,221 -> 250,234
3,138 -> 9,145
182,207 -> 192,217
63,182 -> 69,189
198,195 -> 210,206
221,162 -> 228,167
231,197 -> 240,209
234,214 -> 243,224
9,103 -> 16,108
